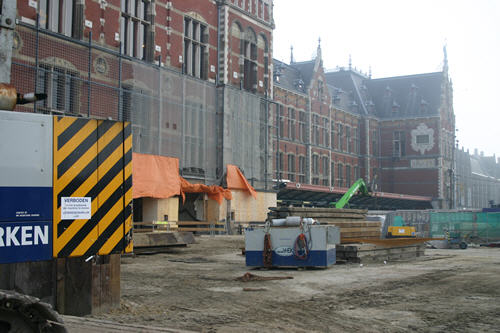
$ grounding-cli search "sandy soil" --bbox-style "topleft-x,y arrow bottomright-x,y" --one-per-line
91,235 -> 500,333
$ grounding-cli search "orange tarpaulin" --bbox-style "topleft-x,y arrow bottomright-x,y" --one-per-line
132,153 -> 180,199
180,177 -> 232,205
226,164 -> 257,199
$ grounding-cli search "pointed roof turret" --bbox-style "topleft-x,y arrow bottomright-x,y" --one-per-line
316,37 -> 322,61
443,43 -> 448,74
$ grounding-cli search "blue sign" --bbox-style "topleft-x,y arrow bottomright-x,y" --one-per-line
0,221 -> 53,264
0,187 -> 52,222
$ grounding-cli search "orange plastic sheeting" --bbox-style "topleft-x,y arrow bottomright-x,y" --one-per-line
226,164 -> 257,199
180,177 -> 232,205
132,153 -> 181,199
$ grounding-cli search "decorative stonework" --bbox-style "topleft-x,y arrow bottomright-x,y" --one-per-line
411,123 -> 434,155
411,159 -> 436,168
186,11 -> 207,23
94,56 -> 108,75
42,57 -> 78,71
12,31 -> 22,53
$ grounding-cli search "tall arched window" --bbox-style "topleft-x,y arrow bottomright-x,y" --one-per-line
242,28 -> 257,91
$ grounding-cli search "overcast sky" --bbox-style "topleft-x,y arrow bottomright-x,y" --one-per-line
273,0 -> 500,158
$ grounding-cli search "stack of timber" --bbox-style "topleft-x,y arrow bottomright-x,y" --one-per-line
133,221 -> 179,233
336,243 -> 425,263
268,207 -> 380,243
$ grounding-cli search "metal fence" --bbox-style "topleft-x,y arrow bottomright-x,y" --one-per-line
429,211 -> 500,242
11,23 -> 270,188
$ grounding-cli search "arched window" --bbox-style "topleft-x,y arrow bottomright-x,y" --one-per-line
242,27 -> 257,91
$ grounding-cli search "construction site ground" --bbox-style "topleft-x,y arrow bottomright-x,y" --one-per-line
82,235 -> 500,333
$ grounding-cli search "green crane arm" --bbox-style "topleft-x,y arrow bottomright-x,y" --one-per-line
332,178 -> 370,209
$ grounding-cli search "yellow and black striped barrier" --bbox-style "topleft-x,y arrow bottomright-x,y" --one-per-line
53,116 -> 132,258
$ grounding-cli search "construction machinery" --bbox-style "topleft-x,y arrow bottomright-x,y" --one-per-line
387,216 -> 417,238
444,230 -> 468,249
330,178 -> 370,209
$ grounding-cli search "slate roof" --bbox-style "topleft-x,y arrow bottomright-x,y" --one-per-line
366,72 -> 443,118
471,155 -> 500,179
324,69 -> 370,115
272,59 -> 307,94
290,60 -> 315,89
273,59 -> 445,120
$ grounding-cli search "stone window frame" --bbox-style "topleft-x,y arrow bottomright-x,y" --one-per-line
121,0 -> 153,61
393,130 -> 406,157
183,15 -> 209,80
36,61 -> 80,115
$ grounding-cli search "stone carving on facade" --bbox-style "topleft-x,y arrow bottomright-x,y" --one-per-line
411,123 -> 434,155
94,56 -> 108,75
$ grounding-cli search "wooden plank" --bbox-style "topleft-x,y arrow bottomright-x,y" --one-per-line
341,236 -> 380,243
270,212 -> 366,219
133,244 -> 188,254
317,219 -> 381,226
340,246 -> 421,258
56,258 -> 66,314
133,228 -> 155,233
92,259 -> 101,314
340,231 -> 381,237
337,227 -> 382,233
336,244 -> 380,252
339,249 -> 425,263
270,207 -> 367,214
337,243 -> 424,252
340,237 -> 438,247
62,257 -> 93,316
177,221 -> 226,226
109,254 -> 120,310
177,227 -> 226,232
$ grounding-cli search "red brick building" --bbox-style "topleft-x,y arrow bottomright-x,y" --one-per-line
10,0 -> 456,208
273,43 -> 454,208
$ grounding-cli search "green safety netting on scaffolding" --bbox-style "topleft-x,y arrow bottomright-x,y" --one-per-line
429,211 -> 500,242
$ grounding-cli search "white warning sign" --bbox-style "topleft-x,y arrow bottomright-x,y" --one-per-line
61,197 -> 91,220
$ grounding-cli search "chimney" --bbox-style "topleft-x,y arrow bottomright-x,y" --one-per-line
481,151 -> 484,157
474,148 -> 478,156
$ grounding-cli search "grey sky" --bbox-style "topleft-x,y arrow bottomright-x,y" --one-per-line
273,0 -> 500,157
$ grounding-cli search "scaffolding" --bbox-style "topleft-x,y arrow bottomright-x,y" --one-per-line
11,23 -> 271,189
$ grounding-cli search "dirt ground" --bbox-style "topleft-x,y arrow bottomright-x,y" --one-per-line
89,235 -> 500,333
